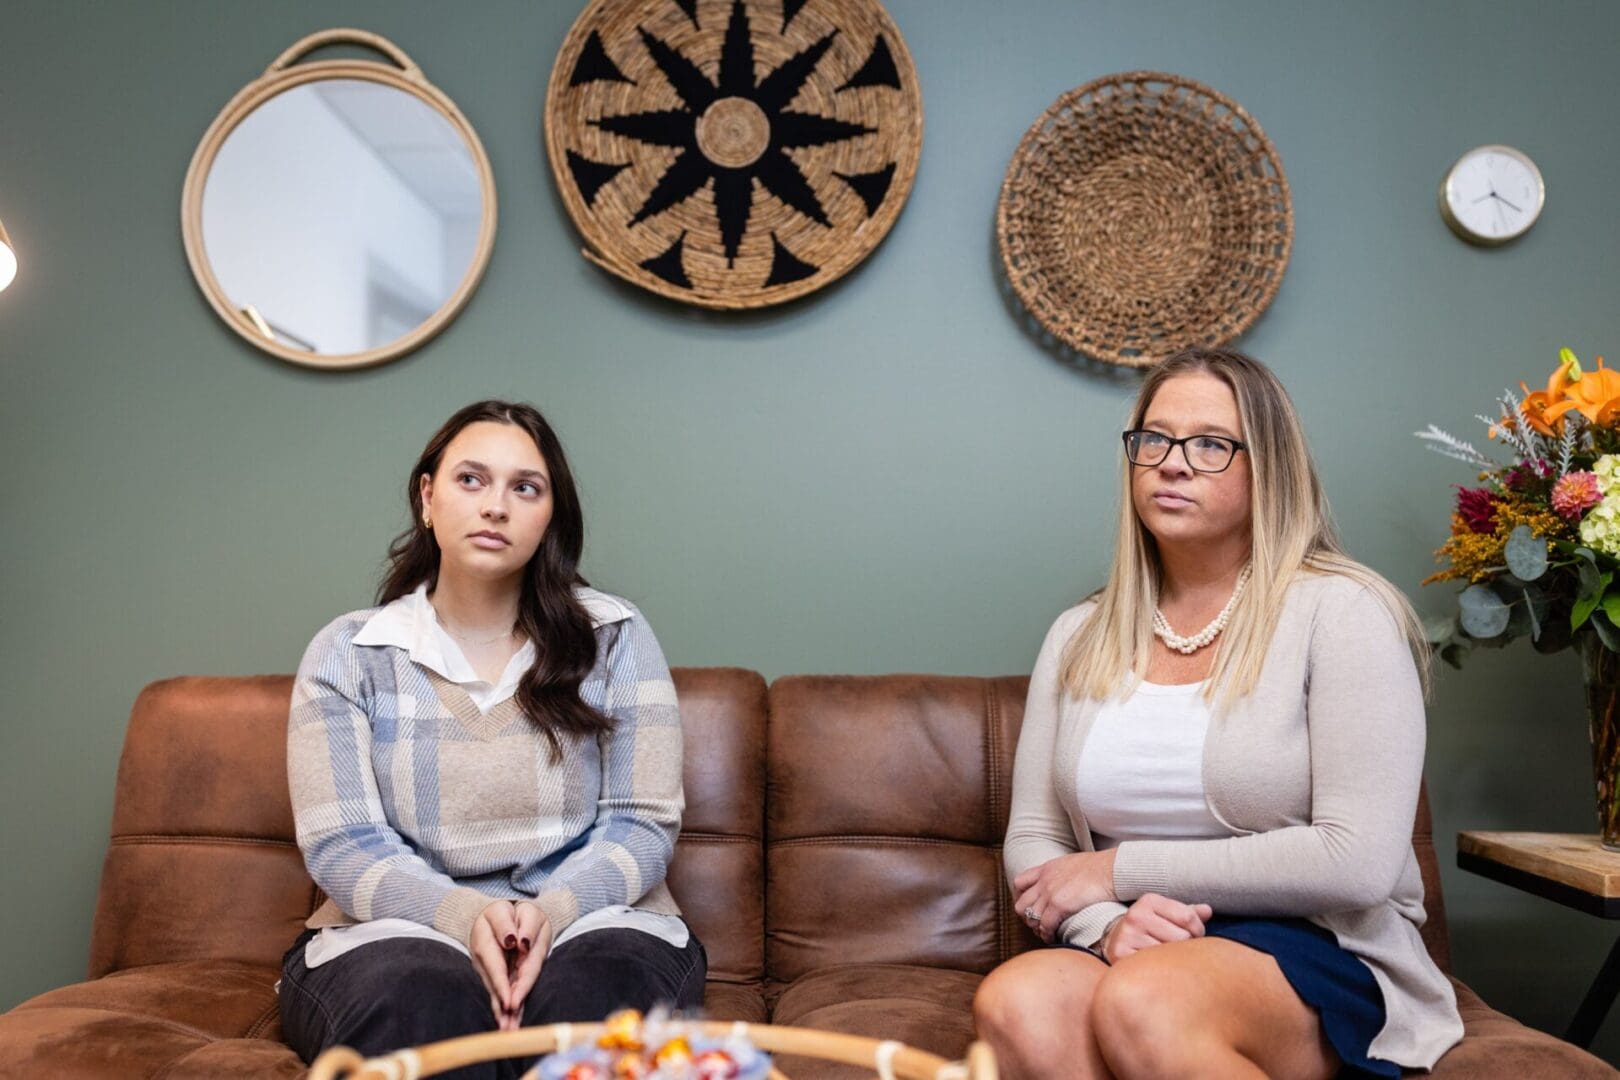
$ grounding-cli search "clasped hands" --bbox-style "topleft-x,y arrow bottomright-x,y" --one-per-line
470,900 -> 554,1030
1013,851 -> 1212,963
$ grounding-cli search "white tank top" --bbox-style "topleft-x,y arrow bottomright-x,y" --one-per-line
1075,680 -> 1235,849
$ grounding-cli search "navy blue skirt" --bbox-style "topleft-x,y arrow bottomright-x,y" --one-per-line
1205,916 -> 1395,1078
1071,915 -> 1397,1078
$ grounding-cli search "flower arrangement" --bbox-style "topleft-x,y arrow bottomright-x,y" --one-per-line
1419,348 -> 1620,849
1419,349 -> 1620,664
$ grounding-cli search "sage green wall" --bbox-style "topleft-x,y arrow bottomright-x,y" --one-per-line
3,0 -> 1618,1062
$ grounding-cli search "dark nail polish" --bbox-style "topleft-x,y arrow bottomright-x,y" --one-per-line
520,937 -> 531,951
504,934 -> 516,949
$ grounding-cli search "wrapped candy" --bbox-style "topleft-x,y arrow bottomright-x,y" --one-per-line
562,1064 -> 607,1080
598,1010 -> 645,1053
611,1055 -> 649,1080
653,1036 -> 692,1069
692,1049 -> 741,1079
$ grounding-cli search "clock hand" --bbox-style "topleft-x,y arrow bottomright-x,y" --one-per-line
1473,192 -> 1495,204
1495,193 -> 1524,213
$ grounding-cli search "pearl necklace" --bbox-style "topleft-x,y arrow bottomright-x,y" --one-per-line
1153,564 -> 1252,655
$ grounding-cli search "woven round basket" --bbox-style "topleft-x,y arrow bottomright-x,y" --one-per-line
997,71 -> 1292,368
545,0 -> 922,309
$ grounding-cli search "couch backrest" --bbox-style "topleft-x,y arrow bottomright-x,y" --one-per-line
659,669 -> 768,989
762,674 -> 1453,986
763,675 -> 1039,990
89,670 -> 1450,985
89,675 -> 313,978
90,669 -> 770,988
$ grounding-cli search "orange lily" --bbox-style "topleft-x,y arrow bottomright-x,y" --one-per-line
1543,350 -> 1620,426
1518,351 -> 1580,434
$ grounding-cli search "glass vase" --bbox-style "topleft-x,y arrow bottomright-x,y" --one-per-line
1578,632 -> 1620,851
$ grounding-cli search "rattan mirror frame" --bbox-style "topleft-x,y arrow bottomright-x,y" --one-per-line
180,29 -> 498,370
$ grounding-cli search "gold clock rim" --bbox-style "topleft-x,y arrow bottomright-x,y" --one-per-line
1438,143 -> 1545,248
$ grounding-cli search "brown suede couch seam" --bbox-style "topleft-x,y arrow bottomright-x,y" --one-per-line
110,835 -> 300,849
770,836 -> 991,849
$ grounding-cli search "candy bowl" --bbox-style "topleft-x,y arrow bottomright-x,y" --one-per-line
535,1010 -> 770,1080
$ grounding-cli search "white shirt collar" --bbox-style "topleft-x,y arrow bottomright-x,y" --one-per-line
352,582 -> 633,713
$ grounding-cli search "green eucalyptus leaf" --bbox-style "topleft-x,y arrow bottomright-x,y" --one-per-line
1524,588 -> 1543,640
1458,584 -> 1512,638
1423,614 -> 1460,647
1575,592 -> 1602,630
1603,593 -> 1620,627
1580,559 -> 1608,598
1504,526 -> 1549,581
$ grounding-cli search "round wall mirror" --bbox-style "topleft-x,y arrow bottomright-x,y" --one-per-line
181,29 -> 497,369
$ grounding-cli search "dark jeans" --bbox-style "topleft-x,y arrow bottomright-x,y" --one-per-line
278,924 -> 707,1080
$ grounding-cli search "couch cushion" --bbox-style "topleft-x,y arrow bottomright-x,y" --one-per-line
702,981 -> 769,1024
0,1001 -> 298,1079
155,1039 -> 305,1078
9,961 -> 282,1041
769,963 -> 981,1080
1426,978 -> 1615,1077
766,676 -> 1031,986
666,668 -> 768,989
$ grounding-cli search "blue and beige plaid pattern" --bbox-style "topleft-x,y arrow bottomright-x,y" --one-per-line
288,601 -> 684,945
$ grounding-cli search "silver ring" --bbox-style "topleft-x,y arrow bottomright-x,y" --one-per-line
1024,906 -> 1038,923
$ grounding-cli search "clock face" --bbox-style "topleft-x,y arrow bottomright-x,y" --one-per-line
1441,145 -> 1544,245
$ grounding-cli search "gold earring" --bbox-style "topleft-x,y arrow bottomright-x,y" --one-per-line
423,510 -> 432,529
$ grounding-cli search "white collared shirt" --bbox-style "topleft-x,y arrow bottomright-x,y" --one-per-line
351,583 -> 635,714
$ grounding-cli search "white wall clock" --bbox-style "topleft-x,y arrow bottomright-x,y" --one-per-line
1439,144 -> 1545,246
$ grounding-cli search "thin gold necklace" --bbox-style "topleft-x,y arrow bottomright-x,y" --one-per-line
432,604 -> 516,647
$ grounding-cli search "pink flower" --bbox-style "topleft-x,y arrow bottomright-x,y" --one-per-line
1552,471 -> 1603,520
1455,486 -> 1498,534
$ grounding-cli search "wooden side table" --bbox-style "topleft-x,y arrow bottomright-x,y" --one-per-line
1457,831 -> 1620,1048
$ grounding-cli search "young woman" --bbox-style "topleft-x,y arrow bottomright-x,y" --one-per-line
974,350 -> 1463,1078
279,401 -> 704,1077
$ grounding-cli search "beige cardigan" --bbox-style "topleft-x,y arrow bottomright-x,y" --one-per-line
1005,573 -> 1463,1070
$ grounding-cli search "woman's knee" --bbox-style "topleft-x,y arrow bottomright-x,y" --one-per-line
309,942 -> 492,1054
974,953 -> 1103,1058
1090,950 -> 1213,1072
527,930 -> 703,1022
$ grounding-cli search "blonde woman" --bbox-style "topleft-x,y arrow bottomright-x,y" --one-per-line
974,349 -> 1462,1078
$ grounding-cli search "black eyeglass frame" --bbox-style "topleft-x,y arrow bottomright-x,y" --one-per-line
1121,429 -> 1248,474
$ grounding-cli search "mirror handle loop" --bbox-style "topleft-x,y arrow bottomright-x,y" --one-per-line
266,29 -> 423,80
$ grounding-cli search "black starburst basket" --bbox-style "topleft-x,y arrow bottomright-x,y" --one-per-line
545,0 -> 923,309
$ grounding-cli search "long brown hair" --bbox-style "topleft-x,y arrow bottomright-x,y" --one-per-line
378,400 -> 607,753
1061,347 -> 1430,708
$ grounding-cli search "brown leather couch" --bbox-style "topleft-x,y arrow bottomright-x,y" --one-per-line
0,670 -> 1611,1077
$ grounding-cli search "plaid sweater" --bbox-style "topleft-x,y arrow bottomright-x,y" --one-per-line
287,589 -> 684,947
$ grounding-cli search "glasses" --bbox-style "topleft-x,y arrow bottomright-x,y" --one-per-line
1122,429 -> 1247,473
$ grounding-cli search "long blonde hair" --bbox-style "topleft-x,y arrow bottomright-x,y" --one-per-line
1060,348 -> 1430,708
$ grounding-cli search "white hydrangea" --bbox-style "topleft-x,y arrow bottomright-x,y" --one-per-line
1595,454 -> 1620,495
1579,494 -> 1620,555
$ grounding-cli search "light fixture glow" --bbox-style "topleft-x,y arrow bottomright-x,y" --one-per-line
0,218 -> 16,293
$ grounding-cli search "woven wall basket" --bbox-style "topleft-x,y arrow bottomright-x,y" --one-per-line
545,0 -> 922,309
997,71 -> 1292,368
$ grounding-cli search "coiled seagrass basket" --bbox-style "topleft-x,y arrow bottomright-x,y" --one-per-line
997,71 -> 1292,368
